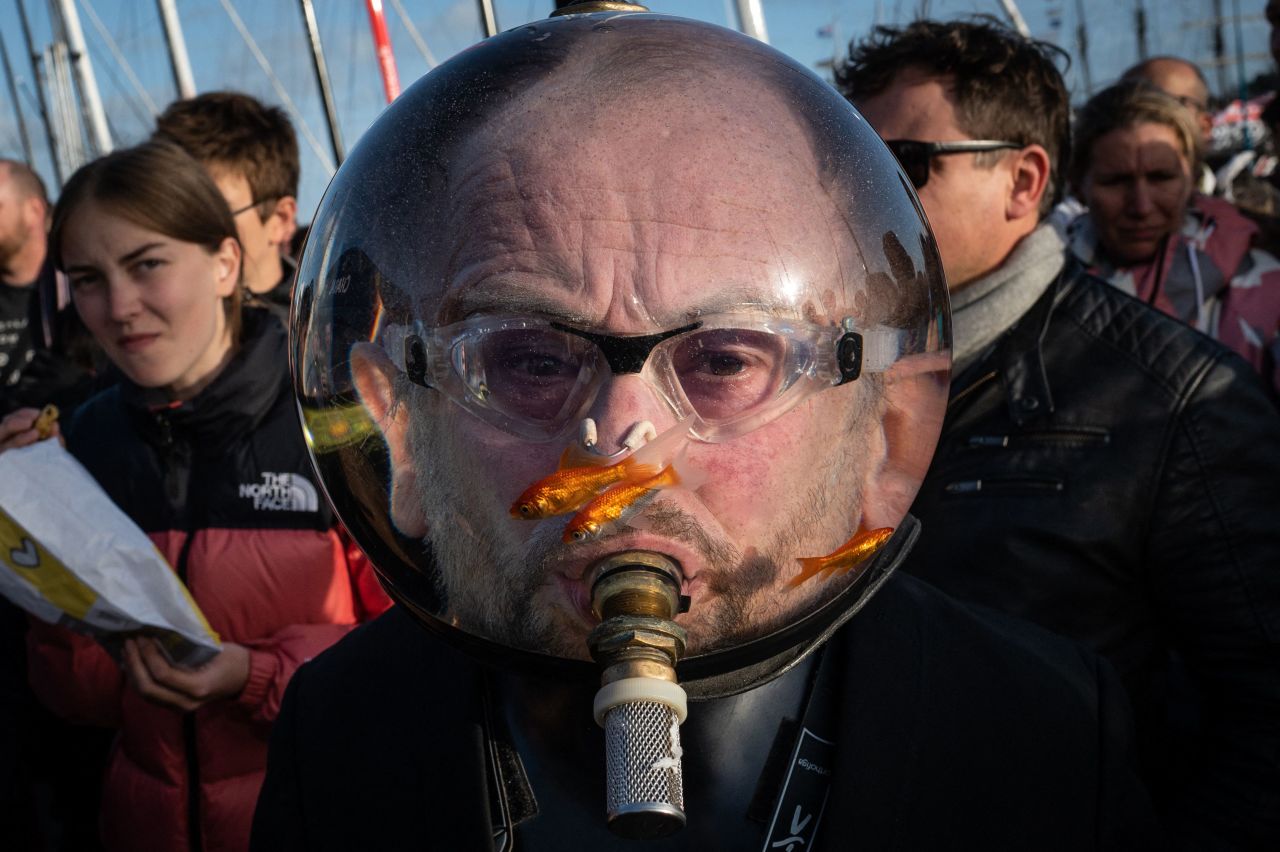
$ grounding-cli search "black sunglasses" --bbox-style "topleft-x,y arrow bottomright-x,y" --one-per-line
885,139 -> 1022,189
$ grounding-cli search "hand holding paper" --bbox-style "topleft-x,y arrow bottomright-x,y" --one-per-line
122,638 -> 249,712
0,439 -> 221,667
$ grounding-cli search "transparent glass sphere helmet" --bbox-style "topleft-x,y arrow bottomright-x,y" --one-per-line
292,12 -> 951,680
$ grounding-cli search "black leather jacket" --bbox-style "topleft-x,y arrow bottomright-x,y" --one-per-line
907,261 -> 1280,851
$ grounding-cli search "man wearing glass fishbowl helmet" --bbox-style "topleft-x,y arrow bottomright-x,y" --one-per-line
253,6 -> 1160,850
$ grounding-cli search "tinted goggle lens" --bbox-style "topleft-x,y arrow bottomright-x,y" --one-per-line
468,328 -> 599,425
667,328 -> 792,422
458,325 -> 800,431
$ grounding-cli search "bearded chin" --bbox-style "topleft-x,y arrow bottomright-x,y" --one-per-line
410,413 -> 586,657
419,484 -> 578,656
407,397 -> 871,661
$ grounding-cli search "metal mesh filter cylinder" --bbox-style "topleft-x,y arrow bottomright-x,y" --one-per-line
602,699 -> 686,836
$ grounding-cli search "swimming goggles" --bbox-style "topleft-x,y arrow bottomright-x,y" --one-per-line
398,313 -> 901,443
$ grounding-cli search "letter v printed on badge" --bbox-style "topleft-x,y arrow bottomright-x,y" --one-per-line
763,727 -> 833,851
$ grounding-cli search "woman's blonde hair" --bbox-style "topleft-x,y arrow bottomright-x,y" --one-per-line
1069,80 -> 1203,194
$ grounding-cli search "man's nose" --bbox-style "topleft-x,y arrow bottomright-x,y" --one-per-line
586,373 -> 681,454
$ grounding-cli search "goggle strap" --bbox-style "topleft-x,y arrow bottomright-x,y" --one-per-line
861,327 -> 904,373
833,323 -> 905,384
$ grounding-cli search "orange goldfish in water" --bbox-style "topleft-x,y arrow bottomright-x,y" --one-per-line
509,424 -> 691,520
563,465 -> 682,543
788,527 -> 894,588
509,449 -> 655,520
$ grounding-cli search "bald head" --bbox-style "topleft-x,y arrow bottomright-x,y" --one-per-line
437,72 -> 848,332
353,17 -> 934,335
1122,57 -> 1212,145
0,159 -> 49,283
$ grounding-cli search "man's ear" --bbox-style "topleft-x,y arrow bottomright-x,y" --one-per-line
858,352 -> 950,531
1006,144 -> 1052,222
1197,113 -> 1214,147
24,195 -> 47,235
266,196 -> 299,250
351,341 -> 429,538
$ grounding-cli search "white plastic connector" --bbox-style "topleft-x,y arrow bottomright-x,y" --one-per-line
580,417 -> 598,448
622,421 -> 657,450
593,677 -> 689,726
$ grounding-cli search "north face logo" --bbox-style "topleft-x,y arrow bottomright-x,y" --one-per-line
238,473 -> 319,512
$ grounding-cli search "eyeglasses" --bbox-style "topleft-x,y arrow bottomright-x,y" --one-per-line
884,139 -> 1022,189
229,197 -> 278,217
398,313 -> 902,443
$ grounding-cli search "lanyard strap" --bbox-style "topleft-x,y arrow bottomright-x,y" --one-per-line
760,640 -> 841,852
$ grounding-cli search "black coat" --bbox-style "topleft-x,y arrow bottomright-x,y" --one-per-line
907,262 -> 1280,850
250,573 -> 1162,851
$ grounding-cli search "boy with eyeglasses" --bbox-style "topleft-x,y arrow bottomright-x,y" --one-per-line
153,92 -> 300,314
839,17 -> 1280,850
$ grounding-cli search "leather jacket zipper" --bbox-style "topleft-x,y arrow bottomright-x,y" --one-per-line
965,426 -> 1111,450
948,370 -> 998,411
944,475 -> 1065,495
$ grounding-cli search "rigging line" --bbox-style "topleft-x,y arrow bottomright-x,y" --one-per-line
84,35 -> 152,128
17,81 -> 43,126
216,0 -> 336,176
77,0 -> 160,115
389,0 -> 438,69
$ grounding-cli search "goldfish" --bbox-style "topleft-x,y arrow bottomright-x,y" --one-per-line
509,449 -> 656,520
509,424 -> 692,520
788,527 -> 894,588
563,465 -> 682,543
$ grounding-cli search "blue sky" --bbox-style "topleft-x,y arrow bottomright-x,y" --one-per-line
1,0 -> 1272,219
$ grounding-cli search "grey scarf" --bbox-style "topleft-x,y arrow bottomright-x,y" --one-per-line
950,223 -> 1066,373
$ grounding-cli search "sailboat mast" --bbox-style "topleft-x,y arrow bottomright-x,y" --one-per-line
476,0 -> 497,38
0,37 -> 35,165
14,0 -> 61,184
298,0 -> 344,164
366,0 -> 400,103
1074,0 -> 1093,95
734,0 -> 769,43
997,0 -> 1031,38
155,0 -> 196,99
51,0 -> 112,155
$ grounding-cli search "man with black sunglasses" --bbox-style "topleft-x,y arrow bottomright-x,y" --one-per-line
839,18 -> 1280,851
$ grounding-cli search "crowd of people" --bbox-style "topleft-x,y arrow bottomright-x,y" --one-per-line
0,95 -> 389,851
0,6 -> 1277,852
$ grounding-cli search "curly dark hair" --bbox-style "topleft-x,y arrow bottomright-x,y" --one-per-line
834,17 -> 1071,217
